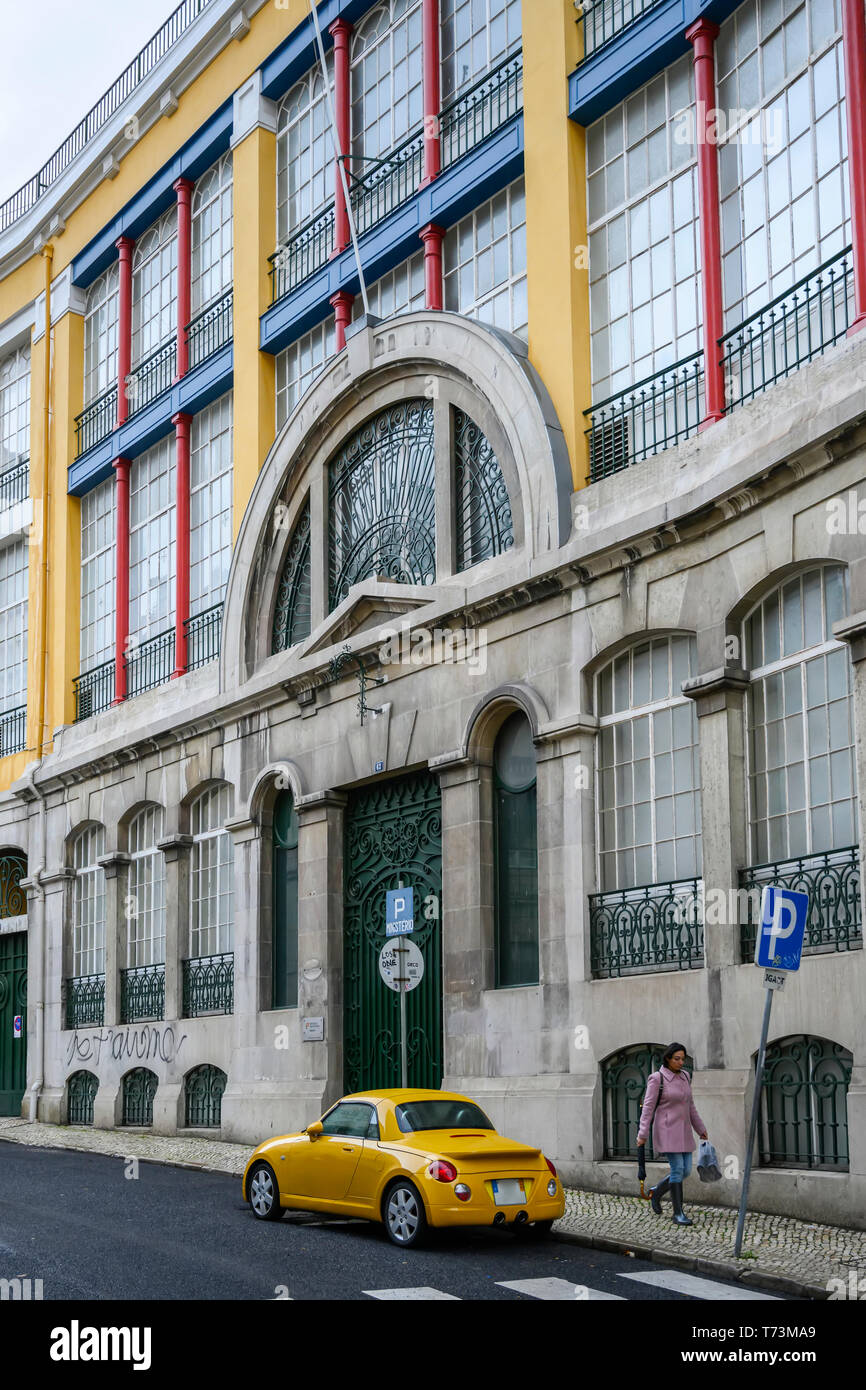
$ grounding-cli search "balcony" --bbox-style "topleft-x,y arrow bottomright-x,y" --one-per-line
127,339 -> 177,418
73,660 -> 115,722
125,628 -> 175,698
187,289 -> 233,371
589,877 -> 704,978
0,705 -> 27,757
739,847 -> 861,962
577,0 -> 668,61
350,127 -> 425,240
0,455 -> 29,510
120,963 -> 165,1023
75,385 -> 118,458
184,602 -> 222,671
440,52 -> 523,170
584,350 -> 704,481
65,973 -> 105,1029
182,952 -> 233,1017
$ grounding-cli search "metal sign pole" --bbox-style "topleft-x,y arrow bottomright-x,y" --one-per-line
734,985 -> 774,1258
400,979 -> 408,1088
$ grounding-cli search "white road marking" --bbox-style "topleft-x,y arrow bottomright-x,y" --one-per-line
363,1286 -> 462,1300
618,1270 -> 780,1300
496,1277 -> 625,1300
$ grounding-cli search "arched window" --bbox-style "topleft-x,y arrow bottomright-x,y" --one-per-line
72,826 -> 106,979
454,408 -> 513,569
122,1068 -> 158,1127
127,807 -> 166,968
190,786 -> 234,959
83,266 -> 119,406
132,208 -> 178,366
272,499 -> 311,652
602,1043 -> 694,1159
760,1035 -> 852,1170
0,344 -> 30,467
191,152 -> 233,314
596,635 -> 701,892
441,0 -> 522,102
185,1064 -> 227,1128
67,1070 -> 98,1126
351,0 -> 423,167
276,60 -> 333,244
272,793 -> 299,1009
494,711 -> 538,987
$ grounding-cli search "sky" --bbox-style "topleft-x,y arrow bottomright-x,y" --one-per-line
0,0 -> 184,204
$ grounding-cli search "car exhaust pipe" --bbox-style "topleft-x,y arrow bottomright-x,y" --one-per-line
493,1212 -> 506,1226
514,1210 -> 528,1225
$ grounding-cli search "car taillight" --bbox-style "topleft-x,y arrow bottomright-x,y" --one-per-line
545,1157 -> 557,1178
428,1160 -> 458,1183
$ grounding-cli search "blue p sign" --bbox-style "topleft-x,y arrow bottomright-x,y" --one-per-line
385,887 -> 415,937
754,886 -> 809,971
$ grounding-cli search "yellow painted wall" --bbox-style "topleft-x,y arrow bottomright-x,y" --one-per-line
48,309 -> 84,735
522,0 -> 590,488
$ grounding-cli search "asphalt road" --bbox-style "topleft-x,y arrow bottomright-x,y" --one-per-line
0,1142 -> 787,1303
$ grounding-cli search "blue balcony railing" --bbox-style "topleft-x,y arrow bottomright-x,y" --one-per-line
349,128 -> 426,239
578,0 -> 667,60
270,206 -> 336,305
126,339 -> 177,417
440,52 -> 523,170
75,385 -> 117,457
187,289 -> 233,370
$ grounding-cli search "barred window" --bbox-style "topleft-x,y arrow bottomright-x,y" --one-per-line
351,0 -> 423,167
128,806 -> 166,968
0,538 -> 28,716
444,176 -> 527,339
132,208 -> 178,367
596,636 -> 701,892
760,1034 -> 851,1170
84,264 -> 119,406
0,345 -> 30,468
72,825 -> 106,978
80,478 -> 116,673
275,319 -> 336,431
129,436 -> 175,647
192,153 -> 233,314
190,786 -> 234,958
587,57 -> 699,400
718,0 -> 849,327
190,392 -> 233,615
276,58 -> 333,245
745,565 -> 856,864
441,0 -> 522,102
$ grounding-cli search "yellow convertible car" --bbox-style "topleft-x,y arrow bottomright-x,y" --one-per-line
242,1088 -> 564,1247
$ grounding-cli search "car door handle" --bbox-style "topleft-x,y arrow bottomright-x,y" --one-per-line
342,1145 -> 355,1152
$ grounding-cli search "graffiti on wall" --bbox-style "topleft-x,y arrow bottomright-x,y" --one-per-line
65,1024 -> 188,1068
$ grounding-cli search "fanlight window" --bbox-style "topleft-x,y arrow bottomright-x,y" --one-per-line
454,408 -> 513,569
272,499 -> 311,653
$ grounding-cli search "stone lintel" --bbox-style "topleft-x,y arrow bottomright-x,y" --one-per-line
681,667 -> 750,716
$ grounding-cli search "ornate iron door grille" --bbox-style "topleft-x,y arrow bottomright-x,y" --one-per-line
122,1068 -> 158,1126
67,1070 -> 98,1125
185,1064 -> 227,1128
344,772 -> 443,1094
0,931 -> 27,1116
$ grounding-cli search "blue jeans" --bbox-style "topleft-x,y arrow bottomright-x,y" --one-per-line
665,1152 -> 693,1183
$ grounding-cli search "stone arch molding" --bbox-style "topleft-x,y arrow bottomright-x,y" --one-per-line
220,313 -> 573,690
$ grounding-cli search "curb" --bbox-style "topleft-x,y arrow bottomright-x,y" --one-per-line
551,1226 -> 828,1300
0,1129 -> 247,1179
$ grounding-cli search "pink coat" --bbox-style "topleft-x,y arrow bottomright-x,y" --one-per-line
636,1065 -> 706,1154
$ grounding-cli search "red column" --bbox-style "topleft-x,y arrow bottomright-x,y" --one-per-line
172,412 -> 192,679
331,290 -> 355,350
842,0 -> 866,331
329,19 -> 353,254
115,236 -> 134,426
174,177 -> 193,377
113,457 -> 131,704
686,19 -> 725,426
421,0 -> 441,187
420,223 -> 446,311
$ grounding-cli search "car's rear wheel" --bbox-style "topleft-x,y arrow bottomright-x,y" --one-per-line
248,1162 -> 285,1221
383,1181 -> 427,1248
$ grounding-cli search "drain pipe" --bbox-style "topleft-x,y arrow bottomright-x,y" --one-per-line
26,766 -> 48,1122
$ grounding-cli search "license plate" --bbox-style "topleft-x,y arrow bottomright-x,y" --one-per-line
492,1178 -> 526,1206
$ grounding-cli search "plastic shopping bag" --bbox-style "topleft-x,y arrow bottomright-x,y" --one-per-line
697,1138 -> 722,1182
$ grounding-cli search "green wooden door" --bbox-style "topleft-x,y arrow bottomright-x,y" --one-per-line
344,772 -> 442,1093
0,932 -> 27,1117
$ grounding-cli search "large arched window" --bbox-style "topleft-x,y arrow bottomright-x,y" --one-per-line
190,786 -> 234,959
132,208 -> 178,366
272,499 -> 311,652
67,825 -> 106,1029
276,60 -> 333,245
0,344 -> 30,468
127,807 -> 166,969
272,793 -> 299,1009
192,152 -> 233,314
760,1035 -> 852,1170
493,711 -> 538,987
351,0 -> 423,167
83,267 -> 119,406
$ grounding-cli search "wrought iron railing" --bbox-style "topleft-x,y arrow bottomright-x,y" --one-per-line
270,205 -> 336,304
349,128 -> 426,238
578,0 -> 667,59
0,705 -> 27,757
590,877 -> 704,978
125,629 -> 176,698
721,248 -> 854,411
120,963 -> 165,1023
73,660 -> 116,722
182,952 -> 234,1017
65,973 -> 106,1029
75,385 -> 118,457
0,456 -> 29,509
126,339 -> 177,416
739,847 -> 861,961
585,350 -> 705,481
440,53 -> 523,170
0,0 -> 217,233
187,289 -> 233,370
184,602 -> 222,671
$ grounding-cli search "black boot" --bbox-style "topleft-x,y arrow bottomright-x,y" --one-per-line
649,1177 -> 670,1215
670,1181 -> 693,1226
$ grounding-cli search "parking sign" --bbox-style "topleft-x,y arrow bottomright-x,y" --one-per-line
385,887 -> 414,938
754,886 -> 809,971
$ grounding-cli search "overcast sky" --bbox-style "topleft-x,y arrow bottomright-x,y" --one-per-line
0,0 -> 183,203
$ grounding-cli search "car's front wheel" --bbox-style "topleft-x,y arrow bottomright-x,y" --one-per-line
383,1181 -> 427,1248
248,1162 -> 285,1221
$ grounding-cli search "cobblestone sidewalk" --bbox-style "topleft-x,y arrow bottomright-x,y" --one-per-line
2,1117 -> 862,1296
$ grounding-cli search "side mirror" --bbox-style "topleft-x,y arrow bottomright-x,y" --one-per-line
306,1120 -> 324,1140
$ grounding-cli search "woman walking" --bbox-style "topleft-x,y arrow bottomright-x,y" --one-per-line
637,1043 -> 708,1226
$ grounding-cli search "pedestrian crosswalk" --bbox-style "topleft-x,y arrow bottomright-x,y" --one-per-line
363,1270 -> 781,1301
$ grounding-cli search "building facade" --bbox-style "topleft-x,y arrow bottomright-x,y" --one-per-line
0,0 -> 864,1227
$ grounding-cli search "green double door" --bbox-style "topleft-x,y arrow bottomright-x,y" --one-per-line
344,772 -> 442,1094
0,932 -> 27,1116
